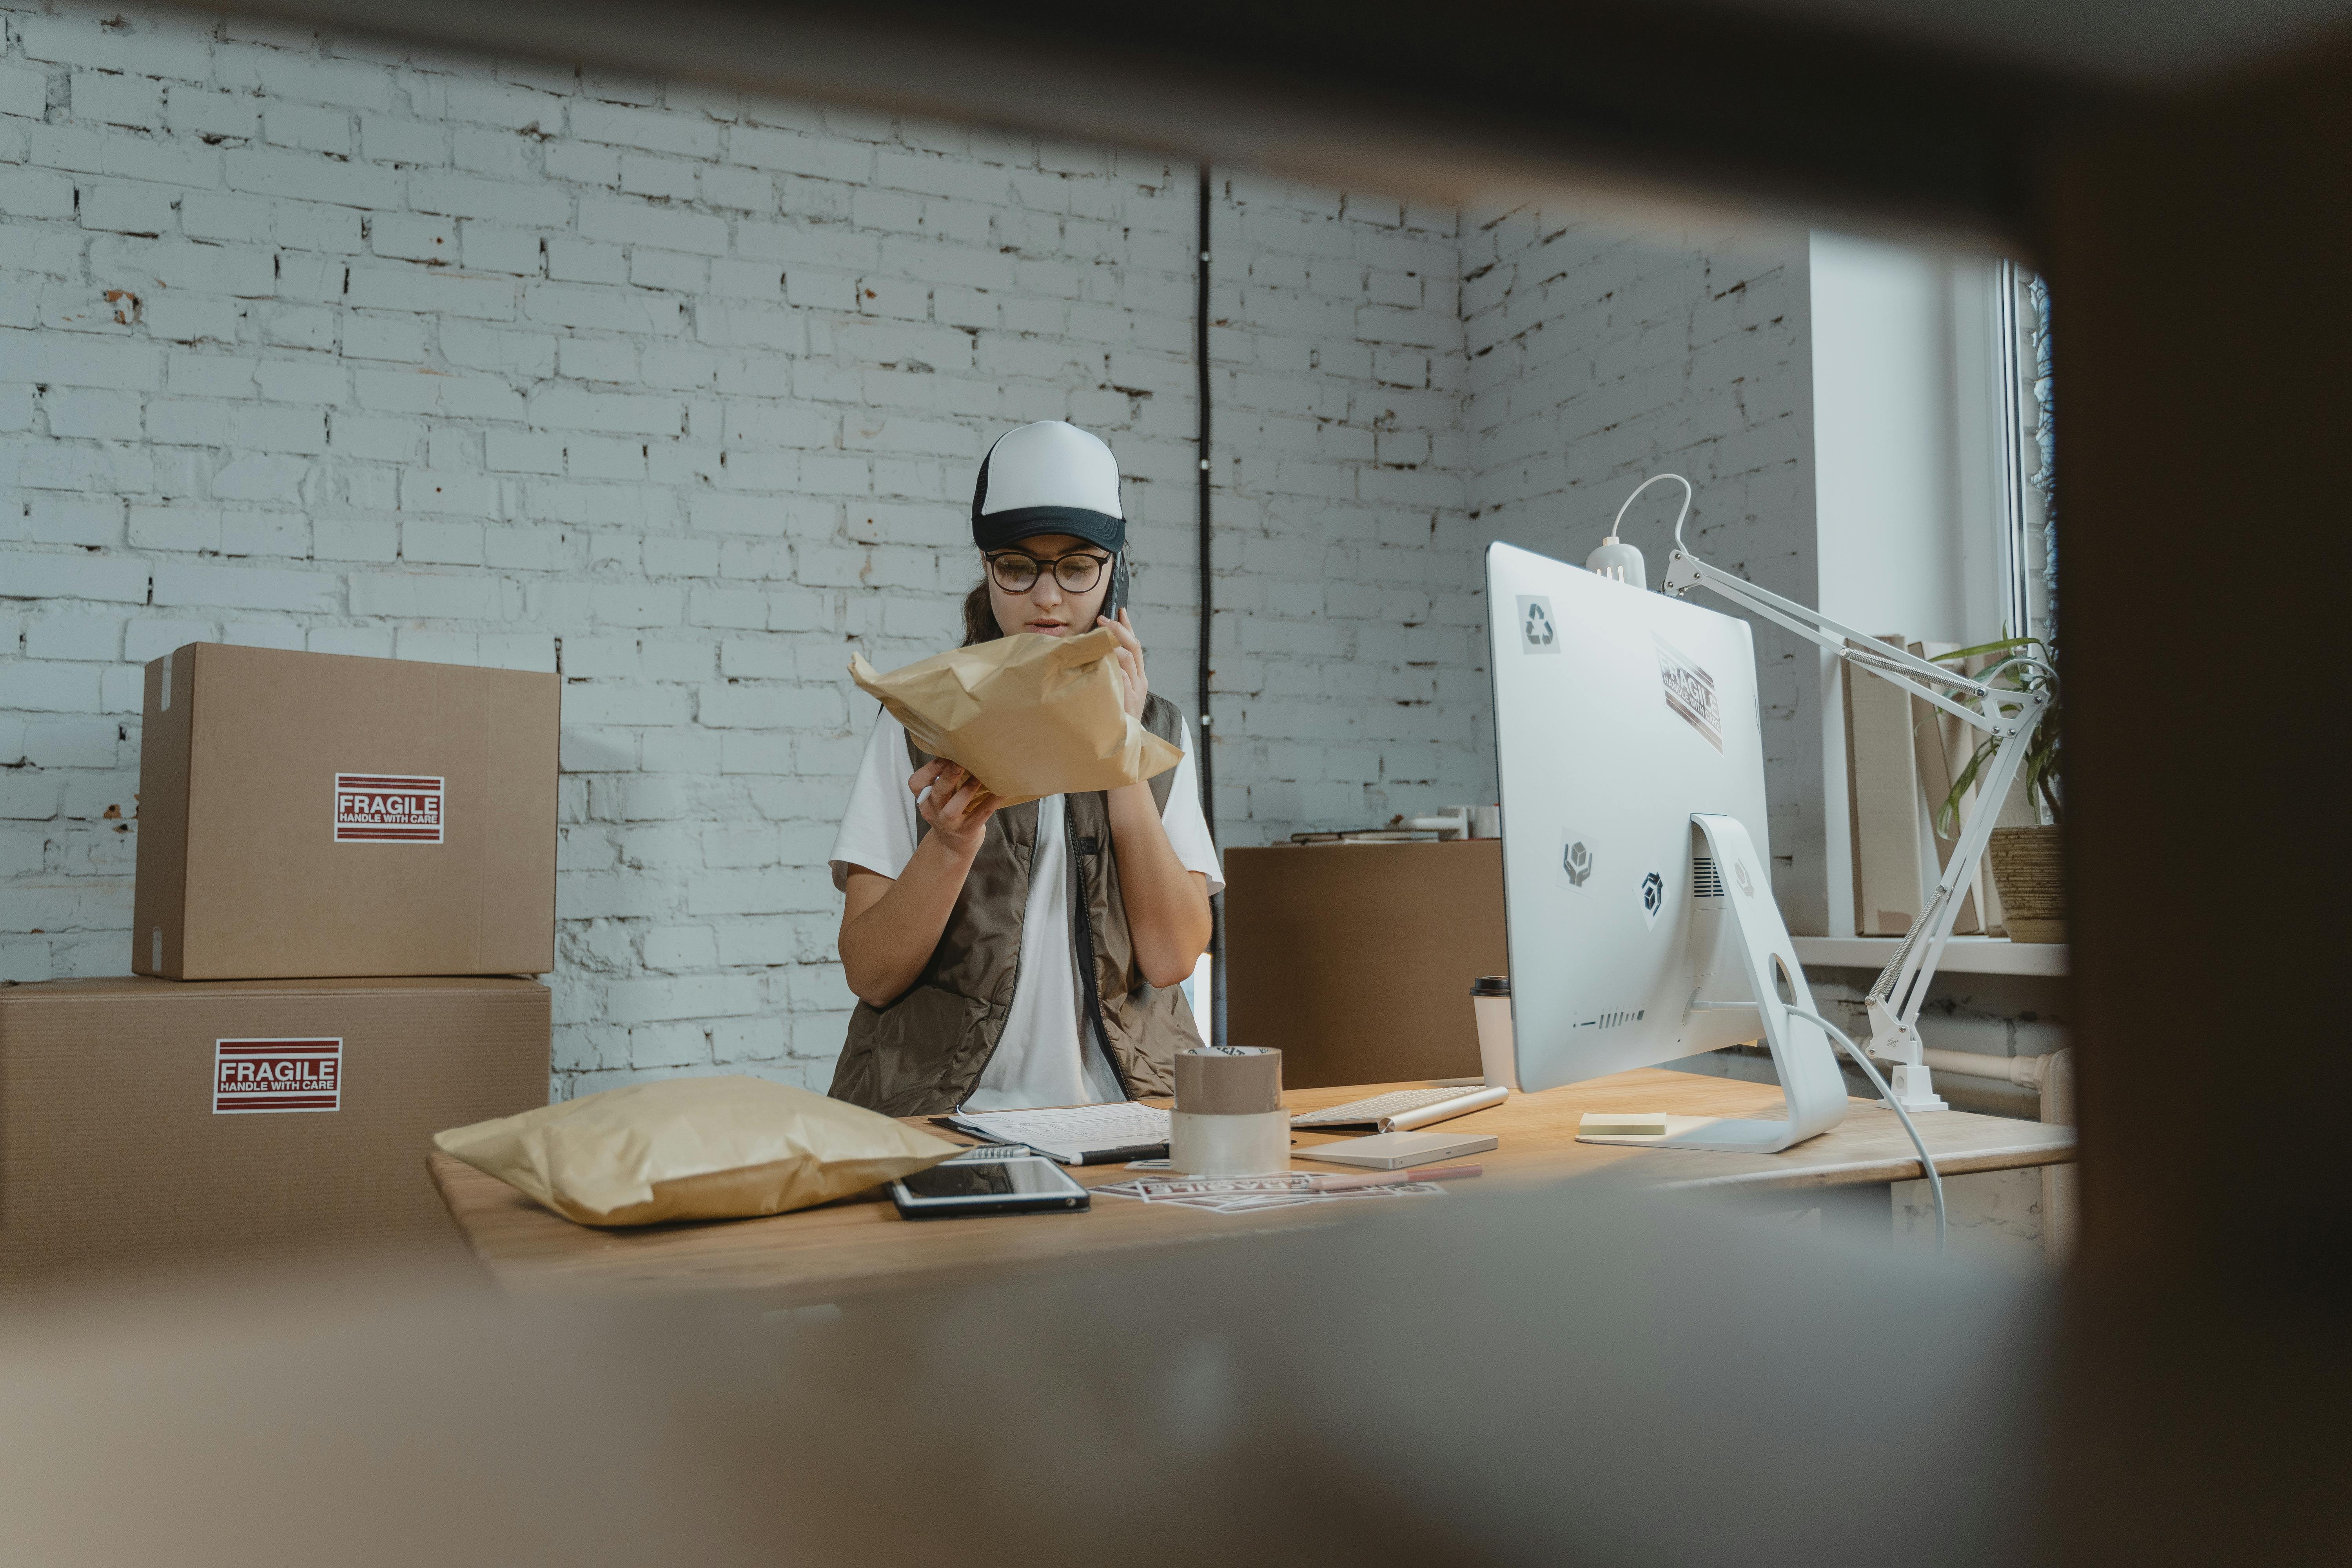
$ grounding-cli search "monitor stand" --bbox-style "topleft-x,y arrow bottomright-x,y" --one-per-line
1577,813 -> 1851,1154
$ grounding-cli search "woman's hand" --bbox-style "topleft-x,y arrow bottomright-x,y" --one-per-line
909,759 -> 1000,858
840,758 -> 1000,1008
1099,607 -> 1148,720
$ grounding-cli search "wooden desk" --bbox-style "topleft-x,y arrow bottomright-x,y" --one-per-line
428,1067 -> 2075,1307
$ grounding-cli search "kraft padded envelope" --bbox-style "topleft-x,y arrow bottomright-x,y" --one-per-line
434,1076 -> 962,1227
848,628 -> 1183,806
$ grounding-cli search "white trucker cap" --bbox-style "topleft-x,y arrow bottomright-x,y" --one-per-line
970,420 -> 1125,553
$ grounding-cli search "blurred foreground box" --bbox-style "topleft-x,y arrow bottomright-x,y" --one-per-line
0,976 -> 549,1299
132,642 -> 559,980
1224,842 -> 1506,1088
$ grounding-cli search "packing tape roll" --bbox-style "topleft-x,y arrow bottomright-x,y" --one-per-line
1169,1109 -> 1291,1176
1173,1046 -> 1283,1114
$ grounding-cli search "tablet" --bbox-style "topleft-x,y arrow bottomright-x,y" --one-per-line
890,1151 -> 1091,1219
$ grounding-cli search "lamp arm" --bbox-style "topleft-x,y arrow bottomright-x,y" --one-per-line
1662,550 -> 2009,735
1858,691 -> 2051,1072
1661,535 -> 2058,1109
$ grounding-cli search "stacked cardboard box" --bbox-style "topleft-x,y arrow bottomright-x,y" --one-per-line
0,646 -> 559,1298
133,642 -> 557,979
0,977 -> 551,1298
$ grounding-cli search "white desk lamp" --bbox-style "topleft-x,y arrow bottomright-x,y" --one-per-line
1590,475 -> 2055,1114
1584,477 -> 1661,590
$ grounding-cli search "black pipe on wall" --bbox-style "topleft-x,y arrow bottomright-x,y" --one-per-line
1195,163 -> 1225,1046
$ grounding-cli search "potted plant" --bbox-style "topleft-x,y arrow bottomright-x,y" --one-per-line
1934,637 -> 2065,943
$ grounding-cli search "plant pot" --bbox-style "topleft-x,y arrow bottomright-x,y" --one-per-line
1989,824 -> 2066,943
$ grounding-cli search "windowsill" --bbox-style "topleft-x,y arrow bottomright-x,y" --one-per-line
1792,935 -> 2068,977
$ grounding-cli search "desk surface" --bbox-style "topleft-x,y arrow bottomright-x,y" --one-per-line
428,1067 -> 2075,1307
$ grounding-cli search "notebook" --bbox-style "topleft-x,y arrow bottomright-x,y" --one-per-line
1295,1130 -> 1498,1170
939,1102 -> 1174,1165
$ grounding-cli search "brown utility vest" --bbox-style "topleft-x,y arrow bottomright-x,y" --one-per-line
828,693 -> 1206,1116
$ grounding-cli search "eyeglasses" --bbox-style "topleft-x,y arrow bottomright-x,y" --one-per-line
985,549 -> 1112,595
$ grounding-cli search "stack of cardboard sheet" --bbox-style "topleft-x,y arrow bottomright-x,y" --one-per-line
1842,637 -> 2039,938
0,646 -> 560,1299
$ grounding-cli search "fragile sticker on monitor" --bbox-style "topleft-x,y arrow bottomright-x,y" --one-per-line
215,1038 -> 342,1114
1653,637 -> 1723,752
334,774 -> 443,843
1639,870 -> 1667,929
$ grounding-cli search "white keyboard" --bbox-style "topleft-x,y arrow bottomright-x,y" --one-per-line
1291,1084 -> 1497,1129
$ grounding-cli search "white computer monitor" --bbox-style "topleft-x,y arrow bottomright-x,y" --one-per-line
1485,542 -> 1847,1150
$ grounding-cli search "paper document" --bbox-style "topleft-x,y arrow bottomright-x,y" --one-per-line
945,1102 -> 1172,1164
1092,1173 -> 1449,1214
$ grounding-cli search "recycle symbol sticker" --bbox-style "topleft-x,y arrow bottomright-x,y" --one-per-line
1516,595 -> 1560,654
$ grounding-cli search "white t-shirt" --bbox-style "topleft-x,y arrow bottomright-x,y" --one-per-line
829,708 -> 1224,1112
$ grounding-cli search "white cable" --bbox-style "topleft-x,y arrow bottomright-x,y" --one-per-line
1786,1005 -> 1947,1252
1609,472 -> 1694,548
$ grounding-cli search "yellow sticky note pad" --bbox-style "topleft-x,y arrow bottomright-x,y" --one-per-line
1579,1111 -> 1670,1138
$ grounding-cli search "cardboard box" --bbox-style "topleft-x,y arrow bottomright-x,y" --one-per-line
0,976 -> 550,1299
133,643 -> 558,979
1224,842 -> 1506,1089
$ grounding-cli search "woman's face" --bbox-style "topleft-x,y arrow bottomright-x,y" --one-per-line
986,532 -> 1114,638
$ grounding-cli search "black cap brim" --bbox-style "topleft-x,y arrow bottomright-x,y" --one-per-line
973,505 -> 1125,554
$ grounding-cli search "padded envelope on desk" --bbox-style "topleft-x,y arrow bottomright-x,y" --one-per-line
434,1076 -> 963,1227
849,627 -> 1182,806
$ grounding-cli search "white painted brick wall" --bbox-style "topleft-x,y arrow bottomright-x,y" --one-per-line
0,7 -> 1484,1096
1459,200 -> 1832,931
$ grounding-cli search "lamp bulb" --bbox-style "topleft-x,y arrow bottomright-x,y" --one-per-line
1586,536 -> 1648,591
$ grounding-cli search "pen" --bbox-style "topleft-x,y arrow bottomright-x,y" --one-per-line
1301,1163 -> 1484,1192
1075,1142 -> 1171,1166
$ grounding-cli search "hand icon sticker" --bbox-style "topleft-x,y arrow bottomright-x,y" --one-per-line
1557,828 -> 1597,893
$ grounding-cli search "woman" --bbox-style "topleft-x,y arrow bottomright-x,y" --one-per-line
827,420 -> 1220,1115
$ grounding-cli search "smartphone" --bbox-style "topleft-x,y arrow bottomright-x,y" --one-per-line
890,1152 -> 1091,1220
1104,550 -> 1129,621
